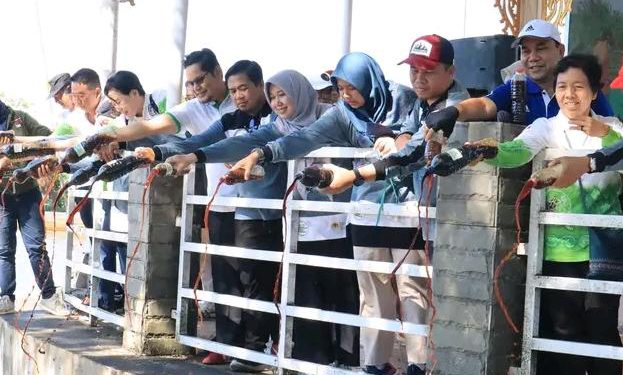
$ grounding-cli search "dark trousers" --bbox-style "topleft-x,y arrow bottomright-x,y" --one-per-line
216,219 -> 282,352
537,261 -> 622,375
207,211 -> 237,345
292,237 -> 360,366
75,185 -> 93,229
98,240 -> 127,311
0,188 -> 55,301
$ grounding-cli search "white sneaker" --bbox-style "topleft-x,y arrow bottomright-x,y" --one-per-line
39,288 -> 70,316
0,295 -> 15,314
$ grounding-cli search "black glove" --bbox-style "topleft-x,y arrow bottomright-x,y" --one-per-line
422,106 -> 459,138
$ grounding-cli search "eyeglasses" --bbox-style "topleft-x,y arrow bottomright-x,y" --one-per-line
186,73 -> 208,89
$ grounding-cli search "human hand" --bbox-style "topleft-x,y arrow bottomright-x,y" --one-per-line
568,116 -> 610,137
95,141 -> 120,162
31,162 -> 61,179
423,106 -> 459,141
0,130 -> 14,145
165,153 -> 198,176
318,163 -> 356,195
0,156 -> 12,173
230,151 -> 260,180
134,147 -> 156,163
95,115 -> 113,127
546,156 -> 590,188
374,137 -> 397,157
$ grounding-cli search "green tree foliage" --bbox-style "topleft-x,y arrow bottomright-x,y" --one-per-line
0,91 -> 31,111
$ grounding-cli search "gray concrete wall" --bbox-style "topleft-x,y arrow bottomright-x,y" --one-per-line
432,122 -> 529,374
122,168 -> 190,355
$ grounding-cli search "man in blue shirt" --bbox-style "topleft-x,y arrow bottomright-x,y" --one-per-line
422,19 -> 613,133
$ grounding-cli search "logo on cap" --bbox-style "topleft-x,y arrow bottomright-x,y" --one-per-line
525,25 -> 535,31
410,40 -> 433,58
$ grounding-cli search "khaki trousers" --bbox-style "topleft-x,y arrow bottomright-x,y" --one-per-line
353,246 -> 429,365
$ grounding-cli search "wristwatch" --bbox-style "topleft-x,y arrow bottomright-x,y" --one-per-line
353,168 -> 365,186
588,156 -> 597,173
587,152 -> 604,173
252,147 -> 265,164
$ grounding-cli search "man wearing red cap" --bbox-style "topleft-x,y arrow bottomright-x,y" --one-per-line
394,34 -> 469,149
366,34 -> 469,375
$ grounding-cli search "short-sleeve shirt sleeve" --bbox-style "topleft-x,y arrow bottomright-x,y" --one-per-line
486,81 -> 512,113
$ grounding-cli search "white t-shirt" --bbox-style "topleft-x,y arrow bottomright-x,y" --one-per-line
58,109 -> 97,136
106,91 -> 171,232
167,98 -> 237,212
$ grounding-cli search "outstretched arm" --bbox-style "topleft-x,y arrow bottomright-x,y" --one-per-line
153,119 -> 227,160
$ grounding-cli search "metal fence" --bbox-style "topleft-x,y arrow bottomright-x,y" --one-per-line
175,147 -> 434,374
63,183 -> 128,327
521,149 -> 623,374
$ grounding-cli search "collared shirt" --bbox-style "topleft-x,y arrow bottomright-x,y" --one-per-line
213,93 -> 236,116
166,98 -> 221,136
220,101 -> 273,134
487,76 -> 614,124
165,98 -> 236,212
420,87 -> 450,121
400,80 -> 470,136
96,96 -> 118,121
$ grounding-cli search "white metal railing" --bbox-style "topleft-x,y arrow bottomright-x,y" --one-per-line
175,147 -> 435,374
521,149 -> 623,374
63,182 -> 129,327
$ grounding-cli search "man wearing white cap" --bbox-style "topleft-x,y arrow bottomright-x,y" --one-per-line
307,71 -> 339,104
422,19 -> 613,132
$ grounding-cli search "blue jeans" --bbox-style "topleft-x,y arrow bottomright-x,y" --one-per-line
0,188 -> 55,301
98,240 -> 127,311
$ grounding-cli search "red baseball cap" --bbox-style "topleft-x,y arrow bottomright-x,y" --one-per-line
398,34 -> 454,70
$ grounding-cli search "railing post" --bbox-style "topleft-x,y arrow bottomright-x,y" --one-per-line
432,122 -> 529,374
122,168 -> 190,355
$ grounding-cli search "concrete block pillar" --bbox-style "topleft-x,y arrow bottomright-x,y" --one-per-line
122,168 -> 191,355
431,122 -> 529,374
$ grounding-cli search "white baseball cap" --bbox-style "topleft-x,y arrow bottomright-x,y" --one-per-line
307,73 -> 333,91
512,19 -> 562,48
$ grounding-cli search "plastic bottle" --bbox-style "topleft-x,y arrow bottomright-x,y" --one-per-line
427,144 -> 498,177
61,133 -> 116,165
298,165 -> 334,188
530,164 -> 564,189
95,155 -> 150,182
425,129 -> 444,164
12,156 -> 59,183
510,68 -> 527,125
222,165 -> 265,185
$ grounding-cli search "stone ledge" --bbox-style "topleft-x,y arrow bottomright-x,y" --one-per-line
0,311 -> 217,375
